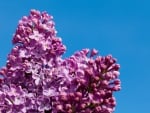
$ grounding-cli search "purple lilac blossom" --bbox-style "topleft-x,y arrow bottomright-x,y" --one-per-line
0,9 -> 121,113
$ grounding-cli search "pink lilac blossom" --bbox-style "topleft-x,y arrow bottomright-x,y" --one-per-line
0,9 -> 121,113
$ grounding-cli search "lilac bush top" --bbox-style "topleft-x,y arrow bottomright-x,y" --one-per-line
0,9 -> 121,113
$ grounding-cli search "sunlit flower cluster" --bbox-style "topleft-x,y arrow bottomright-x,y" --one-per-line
0,10 -> 121,113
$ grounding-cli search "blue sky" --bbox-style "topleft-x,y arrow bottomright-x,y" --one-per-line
0,0 -> 150,113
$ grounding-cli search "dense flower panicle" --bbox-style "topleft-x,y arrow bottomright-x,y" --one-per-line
0,9 -> 121,113
51,50 -> 120,113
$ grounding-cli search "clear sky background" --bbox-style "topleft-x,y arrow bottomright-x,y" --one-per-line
0,0 -> 150,113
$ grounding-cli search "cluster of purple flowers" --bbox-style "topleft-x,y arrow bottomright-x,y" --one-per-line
0,10 -> 121,113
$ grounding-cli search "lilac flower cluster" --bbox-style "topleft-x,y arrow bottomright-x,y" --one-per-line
0,10 -> 121,113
